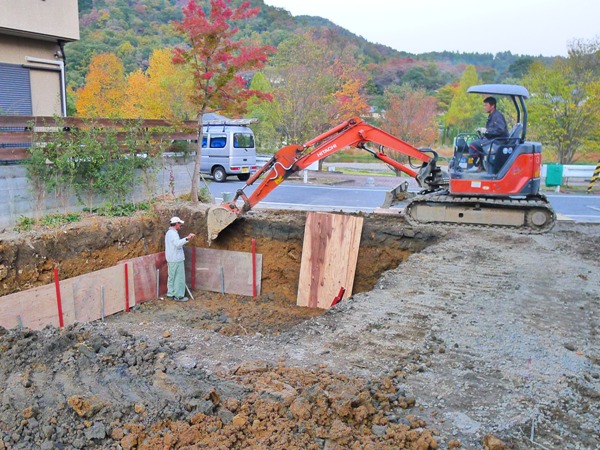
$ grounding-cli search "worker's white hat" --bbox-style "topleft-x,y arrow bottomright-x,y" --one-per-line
170,216 -> 184,224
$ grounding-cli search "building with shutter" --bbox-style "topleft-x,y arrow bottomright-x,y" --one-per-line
0,0 -> 79,117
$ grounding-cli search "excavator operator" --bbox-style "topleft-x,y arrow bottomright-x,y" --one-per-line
467,96 -> 508,172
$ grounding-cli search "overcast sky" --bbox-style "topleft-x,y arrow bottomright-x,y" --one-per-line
263,0 -> 599,57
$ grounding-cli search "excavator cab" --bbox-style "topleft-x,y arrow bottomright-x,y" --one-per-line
406,84 -> 554,232
447,84 -> 543,197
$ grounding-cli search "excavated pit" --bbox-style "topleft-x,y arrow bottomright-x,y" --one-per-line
0,205 -> 445,449
1,204 -> 598,449
0,204 -> 438,336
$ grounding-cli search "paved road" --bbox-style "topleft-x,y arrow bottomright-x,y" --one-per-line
205,174 -> 600,224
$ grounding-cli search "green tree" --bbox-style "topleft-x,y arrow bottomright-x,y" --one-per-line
268,33 -> 336,143
246,72 -> 282,152
400,64 -> 450,92
567,37 -> 600,84
172,0 -> 275,201
435,83 -> 458,114
524,49 -> 600,164
507,57 -> 534,79
444,66 -> 483,137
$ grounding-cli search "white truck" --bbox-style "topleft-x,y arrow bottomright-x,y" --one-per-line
200,116 -> 258,182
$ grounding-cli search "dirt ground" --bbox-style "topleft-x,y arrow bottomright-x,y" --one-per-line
0,204 -> 598,449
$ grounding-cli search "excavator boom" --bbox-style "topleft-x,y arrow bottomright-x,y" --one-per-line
206,117 -> 447,240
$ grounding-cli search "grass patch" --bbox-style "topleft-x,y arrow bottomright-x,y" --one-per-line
15,215 -> 35,232
90,202 -> 152,217
39,213 -> 82,227
15,213 -> 82,231
336,168 -> 397,177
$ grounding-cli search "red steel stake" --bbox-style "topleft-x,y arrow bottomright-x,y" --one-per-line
54,267 -> 64,328
124,263 -> 130,312
252,239 -> 257,298
330,287 -> 346,308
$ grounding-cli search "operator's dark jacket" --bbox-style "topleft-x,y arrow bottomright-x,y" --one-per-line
483,109 -> 508,140
470,109 -> 508,155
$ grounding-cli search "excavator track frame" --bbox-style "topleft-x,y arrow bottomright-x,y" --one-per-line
404,192 -> 556,233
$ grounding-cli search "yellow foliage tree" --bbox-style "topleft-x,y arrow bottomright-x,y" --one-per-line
124,48 -> 195,120
75,53 -> 126,118
333,78 -> 371,122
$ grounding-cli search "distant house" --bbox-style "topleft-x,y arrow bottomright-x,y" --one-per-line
0,0 -> 79,116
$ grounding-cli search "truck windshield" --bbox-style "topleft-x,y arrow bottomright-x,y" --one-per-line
233,133 -> 254,149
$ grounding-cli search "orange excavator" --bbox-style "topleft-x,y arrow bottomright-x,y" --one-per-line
207,84 -> 555,240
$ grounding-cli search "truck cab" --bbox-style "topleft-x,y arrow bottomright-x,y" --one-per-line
200,117 -> 258,182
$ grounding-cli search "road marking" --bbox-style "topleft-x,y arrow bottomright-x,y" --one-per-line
546,194 -> 600,200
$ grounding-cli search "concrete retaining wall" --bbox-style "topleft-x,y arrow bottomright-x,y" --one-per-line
0,156 -> 203,229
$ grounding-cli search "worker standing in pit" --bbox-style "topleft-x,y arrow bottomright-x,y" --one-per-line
467,96 -> 508,172
165,216 -> 195,302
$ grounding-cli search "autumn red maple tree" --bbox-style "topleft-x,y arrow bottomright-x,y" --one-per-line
172,0 -> 275,202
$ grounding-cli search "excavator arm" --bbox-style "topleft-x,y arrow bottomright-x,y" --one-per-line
206,117 -> 447,240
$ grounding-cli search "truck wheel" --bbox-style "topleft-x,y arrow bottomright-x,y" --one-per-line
237,173 -> 250,181
212,166 -> 227,182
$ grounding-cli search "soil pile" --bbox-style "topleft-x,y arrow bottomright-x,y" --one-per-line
0,324 -> 437,449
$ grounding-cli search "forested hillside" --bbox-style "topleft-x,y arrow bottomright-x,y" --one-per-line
68,0 -> 546,90
68,0 -> 598,164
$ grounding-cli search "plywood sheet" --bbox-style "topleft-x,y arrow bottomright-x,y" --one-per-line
190,247 -> 262,296
120,253 -> 167,302
62,264 -> 135,323
297,212 -> 363,309
0,281 -> 75,331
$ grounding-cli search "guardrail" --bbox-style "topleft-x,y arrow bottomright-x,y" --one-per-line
256,154 -> 271,166
541,164 -> 596,192
541,164 -> 594,179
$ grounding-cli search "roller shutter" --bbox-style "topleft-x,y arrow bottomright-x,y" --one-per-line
0,63 -> 32,115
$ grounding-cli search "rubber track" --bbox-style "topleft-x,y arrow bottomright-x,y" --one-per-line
404,193 -> 556,233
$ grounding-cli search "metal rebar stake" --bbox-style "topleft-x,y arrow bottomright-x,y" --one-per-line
101,286 -> 105,321
220,267 -> 225,294
156,269 -> 160,298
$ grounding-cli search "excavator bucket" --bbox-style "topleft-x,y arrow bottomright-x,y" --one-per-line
380,181 -> 409,208
206,205 -> 239,242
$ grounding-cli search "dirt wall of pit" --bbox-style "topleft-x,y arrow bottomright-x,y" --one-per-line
0,204 -> 439,302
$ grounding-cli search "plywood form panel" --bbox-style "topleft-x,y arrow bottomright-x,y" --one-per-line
297,212 -> 363,309
63,265 -> 135,323
190,247 -> 262,296
0,282 -> 75,331
119,253 -> 167,303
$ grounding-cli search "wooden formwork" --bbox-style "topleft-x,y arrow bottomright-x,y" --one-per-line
0,247 -> 262,331
297,212 -> 363,309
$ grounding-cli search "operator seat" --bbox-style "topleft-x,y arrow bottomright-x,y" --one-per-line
485,123 -> 523,174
